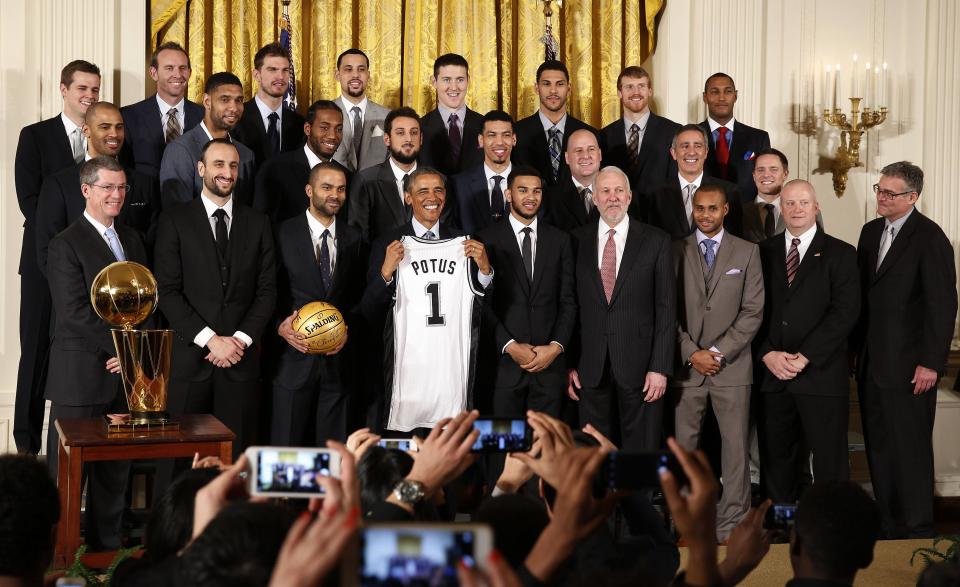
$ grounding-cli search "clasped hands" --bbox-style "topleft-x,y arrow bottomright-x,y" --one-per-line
505,341 -> 561,373
206,335 -> 247,368
762,350 -> 810,380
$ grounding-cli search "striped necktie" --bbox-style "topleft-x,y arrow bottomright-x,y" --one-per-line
786,237 -> 800,285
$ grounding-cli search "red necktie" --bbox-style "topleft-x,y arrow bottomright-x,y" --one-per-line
600,229 -> 617,303
716,126 -> 730,179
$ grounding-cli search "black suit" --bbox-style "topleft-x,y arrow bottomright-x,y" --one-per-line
513,113 -> 596,186
418,108 -> 484,178
543,178 -> 600,233
272,215 -> 367,445
854,210 -> 957,538
642,177 -> 743,240
252,147 -> 351,224
13,115 -> 78,453
571,219 -> 675,451
756,230 -> 860,502
452,165 -> 510,234
600,113 -> 680,197
698,120 -> 770,202
347,160 -> 410,243
120,96 -> 204,177
232,100 -> 305,170
45,217 -> 148,550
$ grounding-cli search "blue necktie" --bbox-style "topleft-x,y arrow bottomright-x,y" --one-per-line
105,227 -> 125,261
702,238 -> 716,270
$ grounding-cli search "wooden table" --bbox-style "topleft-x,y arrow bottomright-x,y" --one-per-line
54,414 -> 234,568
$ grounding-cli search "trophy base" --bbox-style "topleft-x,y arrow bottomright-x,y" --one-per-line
105,412 -> 180,435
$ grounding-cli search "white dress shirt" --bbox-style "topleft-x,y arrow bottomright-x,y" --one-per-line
83,211 -> 123,256
61,112 -> 85,153
388,158 -> 416,203
156,94 -> 187,133
484,163 -> 511,205
306,211 -> 338,273
255,94 -> 284,142
304,143 -> 324,168
597,214 -> 630,274
784,223 -> 818,264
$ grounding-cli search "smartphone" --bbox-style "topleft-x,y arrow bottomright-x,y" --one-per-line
345,523 -> 493,587
764,503 -> 798,530
56,579 -> 87,587
594,451 -> 688,493
245,446 -> 340,498
470,417 -> 533,453
378,438 -> 419,452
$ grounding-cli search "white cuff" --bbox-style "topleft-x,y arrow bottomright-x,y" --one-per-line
194,327 -> 215,349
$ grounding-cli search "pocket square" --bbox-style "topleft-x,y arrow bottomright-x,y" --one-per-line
725,268 -> 742,275
371,125 -> 384,137
744,151 -> 756,161
814,252 -> 821,257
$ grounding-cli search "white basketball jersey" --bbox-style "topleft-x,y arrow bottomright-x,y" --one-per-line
387,236 -> 483,431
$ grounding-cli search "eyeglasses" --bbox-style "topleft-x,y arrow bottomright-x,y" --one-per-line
91,184 -> 131,194
872,184 -> 914,200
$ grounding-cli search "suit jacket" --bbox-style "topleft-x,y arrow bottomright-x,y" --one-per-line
452,164 -> 510,234
571,219 -> 675,387
45,217 -> 149,405
513,113 -> 596,186
154,198 -> 277,382
120,95 -> 204,177
673,232 -> 764,387
332,97 -> 390,172
274,214 -> 367,389
158,124 -> 256,208
252,147 -> 351,224
755,229 -> 860,396
418,108 -> 484,177
477,218 -> 577,388
741,199 -> 823,244
232,100 -> 305,170
347,160 -> 410,243
855,210 -> 957,383
698,119 -> 770,202
35,162 -> 159,275
642,177 -> 743,240
542,178 -> 600,233
601,112 -> 680,197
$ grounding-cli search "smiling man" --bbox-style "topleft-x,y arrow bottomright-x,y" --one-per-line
452,110 -> 517,233
544,128 -> 602,232
419,54 -> 484,177
332,48 -> 390,173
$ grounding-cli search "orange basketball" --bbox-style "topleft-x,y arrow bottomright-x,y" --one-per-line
291,301 -> 347,354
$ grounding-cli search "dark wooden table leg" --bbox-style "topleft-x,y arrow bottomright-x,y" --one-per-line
219,440 -> 233,466
65,445 -> 84,566
55,440 -> 69,567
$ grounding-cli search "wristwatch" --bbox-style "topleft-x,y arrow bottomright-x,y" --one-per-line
392,479 -> 426,505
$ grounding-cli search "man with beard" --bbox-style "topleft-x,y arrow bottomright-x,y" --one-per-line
253,100 -> 345,223
348,107 -> 422,243
453,110 -> 516,233
271,162 -> 366,445
159,72 -> 256,207
742,148 -> 822,243
544,129 -> 602,232
233,43 -> 305,170
332,48 -> 390,173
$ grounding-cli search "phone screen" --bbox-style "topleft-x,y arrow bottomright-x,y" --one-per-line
254,449 -> 331,496
596,451 -> 688,491
470,418 -> 532,452
379,439 -> 415,452
360,527 -> 477,586
764,503 -> 798,529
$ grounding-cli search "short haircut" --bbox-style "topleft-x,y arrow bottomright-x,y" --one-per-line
694,183 -> 727,204
83,101 -> 121,124
385,106 -> 421,134
306,99 -> 343,124
308,161 -> 347,185
143,468 -> 218,563
754,147 -> 789,169
253,42 -> 291,70
404,166 -> 446,194
433,53 -> 469,77
880,161 -> 924,196
481,109 -> 514,132
79,155 -> 124,186
795,481 -> 880,579
337,48 -> 369,69
199,137 -> 238,163
357,447 -> 414,515
61,59 -> 100,87
704,72 -> 736,92
204,71 -> 243,95
672,123 -> 709,149
536,59 -> 569,83
150,41 -> 191,70
508,165 -> 543,190
0,455 -> 60,577
596,165 -> 631,188
617,65 -> 651,90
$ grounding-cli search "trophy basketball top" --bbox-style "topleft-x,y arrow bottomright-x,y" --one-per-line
90,261 -> 159,329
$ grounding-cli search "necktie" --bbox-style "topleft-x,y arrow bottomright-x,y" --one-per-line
423,230 -> 437,240
317,229 -> 332,292
105,227 -> 125,261
716,127 -> 731,178
351,106 -> 363,160
212,208 -> 229,259
548,127 -> 562,181
400,173 -> 411,216
763,203 -> 776,238
71,128 -> 85,163
683,184 -> 696,230
491,175 -> 505,219
786,237 -> 800,285
521,227 -> 533,282
702,239 -> 716,270
266,112 -> 280,157
165,107 -> 182,144
581,187 -> 593,215
877,225 -> 895,269
600,229 -> 617,303
448,113 -> 462,163
627,123 -> 641,170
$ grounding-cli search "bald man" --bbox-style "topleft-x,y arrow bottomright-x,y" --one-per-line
543,128 -> 602,232
754,180 -> 860,503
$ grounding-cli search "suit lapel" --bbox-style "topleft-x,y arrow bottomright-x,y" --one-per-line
530,224 -> 550,296
788,229 -> 823,293
337,97 -> 359,170
705,235 -> 735,301
78,218 -> 119,265
330,224 -> 359,298
609,222 -> 644,305
147,97 -> 165,147
375,162 -> 406,223
470,168 -> 491,222
293,214 -> 327,296
875,211 -> 918,281
684,237 -> 707,298
191,199 -> 222,280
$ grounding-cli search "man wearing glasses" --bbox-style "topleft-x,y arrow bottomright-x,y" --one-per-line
855,161 -> 958,539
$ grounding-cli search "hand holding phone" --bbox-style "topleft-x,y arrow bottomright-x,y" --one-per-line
245,446 -> 340,499
763,503 -> 798,530
470,417 -> 533,453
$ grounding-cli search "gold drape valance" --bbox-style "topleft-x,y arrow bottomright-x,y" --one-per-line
151,0 -> 663,128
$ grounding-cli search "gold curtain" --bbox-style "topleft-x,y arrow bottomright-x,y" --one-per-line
151,0 -> 663,128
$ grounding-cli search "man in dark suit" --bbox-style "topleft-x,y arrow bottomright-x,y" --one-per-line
513,60 -> 596,187
332,48 -> 390,173
543,129 -> 602,232
756,180 -> 860,503
452,110 -> 516,234
232,42 -> 305,170
272,162 -> 366,446
120,42 -> 203,178
600,66 -> 680,198
568,166 -> 675,452
154,139 -> 277,457
36,102 -> 159,275
253,99 -> 345,223
698,73 -> 771,202
854,162 -> 957,538
45,156 -> 149,550
159,72 -> 256,208
348,107 -> 421,243
418,53 -> 483,178
644,124 -> 742,240
13,59 -> 100,455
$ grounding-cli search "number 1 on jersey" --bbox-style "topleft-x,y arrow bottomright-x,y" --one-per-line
425,281 -> 446,326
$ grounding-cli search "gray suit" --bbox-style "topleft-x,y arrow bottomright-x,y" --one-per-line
158,124 -> 256,208
673,231 -> 763,540
332,97 -> 390,173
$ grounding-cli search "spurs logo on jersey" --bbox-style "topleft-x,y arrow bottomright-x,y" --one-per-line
386,235 -> 483,431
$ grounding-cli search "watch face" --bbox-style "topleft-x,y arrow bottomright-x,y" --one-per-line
398,481 -> 423,503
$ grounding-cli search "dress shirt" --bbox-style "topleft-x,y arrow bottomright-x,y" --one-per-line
707,117 -> 736,146
255,95 -> 284,143
156,94 -> 187,134
438,104 -> 467,133
755,194 -> 781,228
484,163 -> 511,205
388,158 -> 416,203
61,112 -> 85,153
695,228 -> 725,358
679,172 -> 704,223
882,206 -> 914,245
410,217 -> 492,289
304,143 -> 325,168
784,223 -> 817,264
83,211 -> 124,257
572,176 -> 595,212
199,121 -> 234,143
596,214 -> 630,274
341,95 -> 368,132
623,109 -> 651,147
306,211 -> 337,273
538,111 -> 567,141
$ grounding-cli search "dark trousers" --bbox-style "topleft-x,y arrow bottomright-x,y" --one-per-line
271,358 -> 348,446
579,359 -> 664,452
168,372 -> 259,459
14,253 -> 52,454
761,390 -> 849,503
858,374 -> 937,538
47,395 -> 130,550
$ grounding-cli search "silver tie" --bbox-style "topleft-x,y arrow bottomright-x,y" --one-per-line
71,128 -> 85,163
877,225 -> 895,269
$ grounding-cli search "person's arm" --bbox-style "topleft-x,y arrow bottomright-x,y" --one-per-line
918,227 -> 958,375
795,244 -> 861,366
235,218 -> 278,343
153,212 -> 211,342
709,244 -> 765,362
347,176 -> 373,242
14,124 -> 42,224
35,175 -> 68,278
649,232 -> 677,376
47,237 -> 116,355
550,233 -> 578,349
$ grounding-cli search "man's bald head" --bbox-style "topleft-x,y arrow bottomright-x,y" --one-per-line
83,101 -> 121,124
564,129 -> 601,184
781,179 -> 820,235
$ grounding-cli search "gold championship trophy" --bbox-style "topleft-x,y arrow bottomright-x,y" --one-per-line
90,261 -> 178,432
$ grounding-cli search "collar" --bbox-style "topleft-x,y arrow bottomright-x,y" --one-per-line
341,95 -> 368,116
199,121 -> 232,142
572,176 -> 594,192
306,210 -> 336,240
200,193 -> 234,219
884,206 -> 915,233
755,194 -> 781,208
304,143 -> 325,168
411,216 -> 439,237
539,111 -> 567,135
83,210 -> 115,234
696,228 -> 724,247
156,94 -> 186,117
255,94 -> 283,121
61,112 -> 81,136
438,104 -> 467,126
623,109 -> 651,130
483,163 -> 511,183
786,222 -> 817,244
388,158 -> 416,182
679,172 -> 705,190
707,117 -> 736,133
509,213 -> 537,235
599,213 -> 630,236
